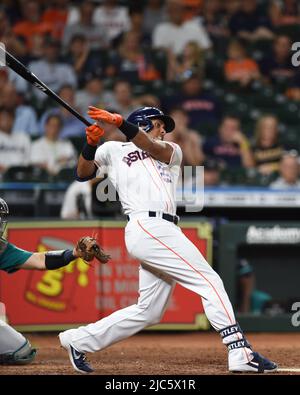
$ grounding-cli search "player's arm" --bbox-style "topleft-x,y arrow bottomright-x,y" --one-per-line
76,124 -> 104,180
131,130 -> 173,163
21,250 -> 78,270
87,107 -> 173,163
18,236 -> 109,271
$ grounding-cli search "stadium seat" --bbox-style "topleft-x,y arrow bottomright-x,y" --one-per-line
54,167 -> 75,183
2,166 -> 49,183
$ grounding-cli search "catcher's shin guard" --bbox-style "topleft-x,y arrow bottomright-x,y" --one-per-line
0,339 -> 37,365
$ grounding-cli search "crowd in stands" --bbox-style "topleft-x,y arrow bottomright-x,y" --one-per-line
1,0 -> 300,202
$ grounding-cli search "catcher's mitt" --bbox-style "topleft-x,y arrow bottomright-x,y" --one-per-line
75,236 -> 110,264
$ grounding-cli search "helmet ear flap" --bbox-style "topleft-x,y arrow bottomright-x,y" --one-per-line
139,116 -> 153,133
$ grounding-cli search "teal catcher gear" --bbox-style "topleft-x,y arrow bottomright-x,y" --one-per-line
0,339 -> 36,365
0,198 -> 9,239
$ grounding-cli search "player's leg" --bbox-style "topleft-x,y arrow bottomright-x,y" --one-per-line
0,320 -> 36,365
127,218 -> 276,372
59,264 -> 175,371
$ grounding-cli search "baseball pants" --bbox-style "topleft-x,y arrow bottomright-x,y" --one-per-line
60,215 -> 252,367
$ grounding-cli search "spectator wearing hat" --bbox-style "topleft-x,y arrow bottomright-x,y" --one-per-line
162,70 -> 221,130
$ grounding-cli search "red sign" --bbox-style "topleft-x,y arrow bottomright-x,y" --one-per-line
0,221 -> 212,330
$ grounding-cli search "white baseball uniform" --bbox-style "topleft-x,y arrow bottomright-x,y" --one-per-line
60,141 -> 253,369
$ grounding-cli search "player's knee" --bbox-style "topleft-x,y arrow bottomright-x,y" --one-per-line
0,339 -> 37,365
141,308 -> 163,326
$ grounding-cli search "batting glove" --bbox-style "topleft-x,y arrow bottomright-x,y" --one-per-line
87,106 -> 123,127
86,124 -> 104,146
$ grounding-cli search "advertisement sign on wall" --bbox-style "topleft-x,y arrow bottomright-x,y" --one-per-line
0,221 -> 212,331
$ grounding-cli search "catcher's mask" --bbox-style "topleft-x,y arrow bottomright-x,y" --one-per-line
126,107 -> 175,133
0,198 -> 9,238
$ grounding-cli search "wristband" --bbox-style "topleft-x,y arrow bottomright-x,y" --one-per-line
119,120 -> 139,140
45,249 -> 76,270
81,143 -> 97,160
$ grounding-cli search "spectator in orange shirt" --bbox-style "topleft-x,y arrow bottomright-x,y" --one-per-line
224,39 -> 261,87
183,0 -> 203,21
42,0 -> 70,40
13,0 -> 52,52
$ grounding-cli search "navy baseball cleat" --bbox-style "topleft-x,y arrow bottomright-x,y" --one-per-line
59,333 -> 94,374
229,351 -> 278,373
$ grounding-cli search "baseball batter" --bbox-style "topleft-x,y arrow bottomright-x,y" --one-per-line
0,198 -> 109,365
59,107 -> 277,374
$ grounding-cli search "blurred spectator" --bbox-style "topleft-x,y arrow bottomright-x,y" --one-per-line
76,76 -> 113,116
42,0 -> 70,40
0,7 -> 26,58
12,0 -> 52,52
229,0 -> 274,42
0,82 -> 38,135
67,34 -> 106,88
0,107 -> 31,176
126,8 -> 151,48
93,0 -> 131,46
106,30 -> 161,83
39,85 -> 84,138
270,151 -> 300,188
203,115 -> 254,169
63,1 -> 107,51
143,0 -> 167,36
259,35 -> 297,86
224,39 -> 261,88
183,0 -> 203,21
285,72 -> 300,101
252,115 -> 284,175
60,179 -> 94,219
162,70 -> 221,129
203,159 -> 221,186
270,0 -> 300,26
167,41 -> 205,82
223,0 -> 241,18
202,0 -> 230,44
164,107 -> 204,166
31,114 -> 76,176
152,0 -> 211,56
28,38 -> 77,104
103,80 -> 136,119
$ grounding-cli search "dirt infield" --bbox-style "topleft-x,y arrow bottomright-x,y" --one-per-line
0,332 -> 299,375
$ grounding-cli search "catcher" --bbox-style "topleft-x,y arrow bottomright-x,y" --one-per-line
0,197 -> 110,365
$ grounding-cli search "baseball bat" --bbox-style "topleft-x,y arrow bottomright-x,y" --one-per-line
1,47 -> 91,126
